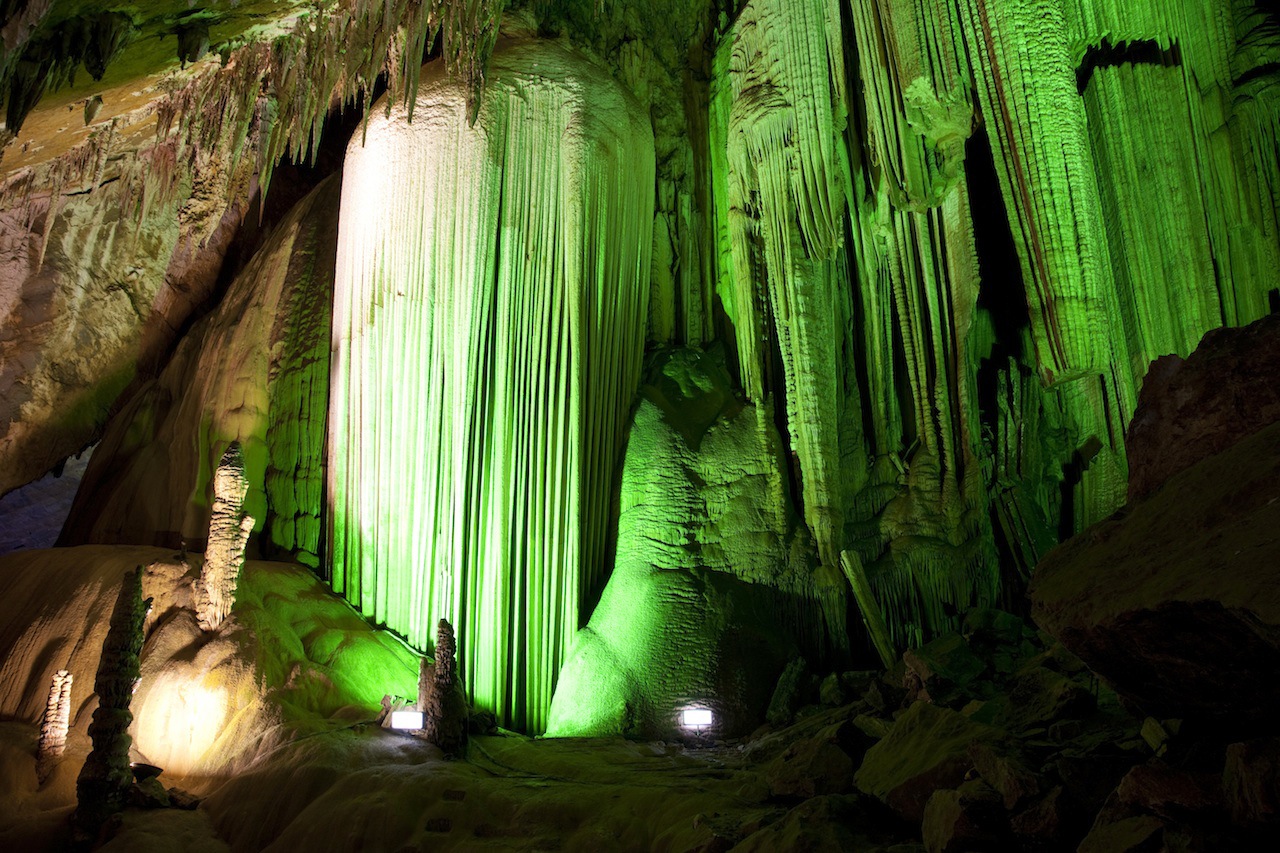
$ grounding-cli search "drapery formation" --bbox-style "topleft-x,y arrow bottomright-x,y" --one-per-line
704,0 -> 1280,653
327,41 -> 654,732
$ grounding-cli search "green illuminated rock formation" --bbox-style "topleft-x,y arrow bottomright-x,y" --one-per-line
547,347 -> 815,737
327,37 -> 654,733
2,0 -> 1278,740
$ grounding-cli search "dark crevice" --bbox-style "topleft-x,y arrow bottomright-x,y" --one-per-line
968,128 -> 1030,429
966,126 -> 1036,602
1076,39 -> 1181,95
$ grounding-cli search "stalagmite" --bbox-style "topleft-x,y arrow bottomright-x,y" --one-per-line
422,619 -> 466,756
36,669 -> 73,783
73,567 -> 150,840
328,39 -> 654,732
197,442 -> 255,632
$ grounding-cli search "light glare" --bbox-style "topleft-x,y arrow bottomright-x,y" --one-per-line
681,708 -> 713,728
390,710 -> 424,730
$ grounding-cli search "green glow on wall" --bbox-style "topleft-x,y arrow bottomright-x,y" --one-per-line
701,0 -> 1280,654
326,41 -> 654,733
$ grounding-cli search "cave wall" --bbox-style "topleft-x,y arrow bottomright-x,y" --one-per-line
1,0 -> 1277,735
56,174 -> 340,566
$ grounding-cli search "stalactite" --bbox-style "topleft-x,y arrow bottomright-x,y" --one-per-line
36,669 -> 72,784
197,442 -> 254,633
73,566 -> 149,841
328,40 -> 654,732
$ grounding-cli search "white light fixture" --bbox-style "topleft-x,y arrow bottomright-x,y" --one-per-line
389,710 -> 424,730
681,708 -> 714,728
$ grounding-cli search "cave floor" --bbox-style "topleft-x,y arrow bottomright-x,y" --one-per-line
1,713 -> 918,852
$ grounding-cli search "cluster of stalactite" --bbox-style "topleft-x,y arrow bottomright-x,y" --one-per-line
700,0 -> 1280,653
1,0 -> 509,243
327,40 -> 654,733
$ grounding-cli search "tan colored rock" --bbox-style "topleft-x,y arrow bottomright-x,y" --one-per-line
35,668 -> 72,783
60,175 -> 340,566
195,443 -> 253,632
0,147 -> 254,501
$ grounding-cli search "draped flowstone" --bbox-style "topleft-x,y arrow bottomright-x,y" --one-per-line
327,41 -> 654,733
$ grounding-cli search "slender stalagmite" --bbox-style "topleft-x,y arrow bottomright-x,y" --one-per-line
197,441 -> 255,631
73,567 -> 150,841
422,619 -> 466,755
36,669 -> 73,783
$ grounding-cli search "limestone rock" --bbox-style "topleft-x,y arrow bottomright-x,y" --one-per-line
59,175 -> 341,568
0,148 -> 254,503
763,721 -> 857,799
921,779 -> 1005,853
1030,417 -> 1280,729
730,795 -> 860,852
35,668 -> 72,783
73,566 -> 149,839
766,658 -> 811,727
968,741 -> 1039,810
195,442 -> 253,633
854,702 -> 1004,822
1126,313 -> 1280,501
547,351 -> 817,738
1078,763 -> 1226,853
421,620 -> 467,756
1223,738 -> 1280,825
902,633 -> 986,706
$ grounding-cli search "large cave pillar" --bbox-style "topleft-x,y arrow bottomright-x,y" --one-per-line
327,40 -> 654,732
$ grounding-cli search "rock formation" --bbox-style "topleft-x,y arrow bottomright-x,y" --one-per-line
35,668 -> 72,783
1032,315 -> 1280,732
57,175 -> 340,565
72,565 -> 149,840
326,35 -> 654,733
196,442 -> 254,632
547,347 -> 814,737
422,619 -> 467,756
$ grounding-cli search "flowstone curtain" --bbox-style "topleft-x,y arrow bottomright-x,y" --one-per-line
327,41 -> 654,732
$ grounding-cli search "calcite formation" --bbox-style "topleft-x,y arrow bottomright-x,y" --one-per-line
422,619 -> 466,756
72,565 -> 149,838
196,442 -> 254,632
327,37 -> 654,732
59,175 -> 341,565
0,0 -> 1278,746
35,668 -> 72,783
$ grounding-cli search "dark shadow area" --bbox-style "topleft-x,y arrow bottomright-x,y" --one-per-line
1076,38 -> 1182,94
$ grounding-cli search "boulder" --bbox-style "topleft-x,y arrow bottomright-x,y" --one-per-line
1030,418 -> 1280,730
763,721 -> 857,799
1009,786 -> 1070,849
854,702 -> 1004,821
1078,763 -> 1225,853
968,742 -> 1039,810
902,633 -> 986,706
921,780 -> 1005,853
730,795 -> 861,852
1126,313 -> 1280,501
1223,737 -> 1280,825
767,658 -> 811,727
